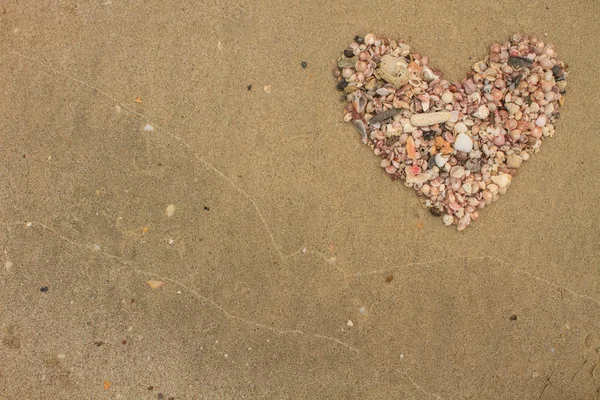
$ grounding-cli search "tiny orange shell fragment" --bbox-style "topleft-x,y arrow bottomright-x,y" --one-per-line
406,136 -> 417,159
385,274 -> 393,283
146,280 -> 165,289
142,227 -> 149,234
416,221 -> 424,228
135,97 -> 142,103
103,380 -> 112,390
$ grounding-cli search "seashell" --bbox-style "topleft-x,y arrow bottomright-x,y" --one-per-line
385,164 -> 397,174
352,94 -> 367,114
353,120 -> 368,143
473,104 -> 490,120
450,166 -> 465,179
505,102 -> 520,115
535,114 -> 547,127
406,136 -> 417,160
410,111 -> 452,126
422,67 -> 439,82
454,122 -> 468,134
401,118 -> 416,133
364,33 -> 376,46
441,91 -> 454,104
408,77 -> 422,87
483,68 -> 497,81
491,173 -> 512,189
338,56 -> 357,69
406,173 -> 430,184
377,54 -> 409,87
435,153 -> 450,168
454,133 -> 474,153
506,155 -> 522,169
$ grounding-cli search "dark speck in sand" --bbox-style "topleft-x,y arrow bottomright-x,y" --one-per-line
204,206 -> 210,211
247,84 -> 252,91
300,61 -> 307,69
510,315 -> 517,321
40,286 -> 49,293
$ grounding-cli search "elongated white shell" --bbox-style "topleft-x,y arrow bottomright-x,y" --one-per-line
410,111 -> 452,127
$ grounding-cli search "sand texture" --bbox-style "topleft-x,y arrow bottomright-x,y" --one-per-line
1,0 -> 599,399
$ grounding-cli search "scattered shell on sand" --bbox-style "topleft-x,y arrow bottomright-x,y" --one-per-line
333,33 -> 568,229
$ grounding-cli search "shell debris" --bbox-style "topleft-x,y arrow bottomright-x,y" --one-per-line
333,33 -> 568,230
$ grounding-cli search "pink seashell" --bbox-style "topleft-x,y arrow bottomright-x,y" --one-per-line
385,164 -> 397,174
492,134 -> 506,146
409,165 -> 421,175
505,119 -> 518,130
535,115 -> 547,127
449,201 -> 461,211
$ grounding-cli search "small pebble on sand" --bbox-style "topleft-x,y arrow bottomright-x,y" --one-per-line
165,204 -> 176,217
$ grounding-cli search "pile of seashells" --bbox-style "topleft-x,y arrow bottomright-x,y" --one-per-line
332,33 -> 568,230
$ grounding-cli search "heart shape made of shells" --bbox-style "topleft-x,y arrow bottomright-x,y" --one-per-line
332,33 -> 568,230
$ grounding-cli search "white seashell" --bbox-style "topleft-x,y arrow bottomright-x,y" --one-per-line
400,118 -> 416,133
442,214 -> 454,225
435,153 -> 449,168
454,133 -> 474,153
422,67 -> 439,83
474,104 -> 490,120
491,173 -> 512,189
441,91 -> 454,104
454,122 -> 467,134
410,111 -> 452,127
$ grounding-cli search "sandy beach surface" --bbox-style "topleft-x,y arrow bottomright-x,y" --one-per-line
1,0 -> 599,398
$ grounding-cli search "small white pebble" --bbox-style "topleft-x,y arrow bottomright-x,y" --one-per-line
165,204 -> 176,217
70,300 -> 74,304
5,261 -> 12,270
25,222 -> 32,228
224,354 -> 228,358
115,105 -> 121,114
143,124 -> 154,132
57,353 -> 66,359
47,155 -> 52,160
400,354 -> 404,359
264,85 -> 272,94
93,244 -> 101,251
346,320 -> 354,327
217,41 -> 223,50
176,290 -> 182,295
168,238 -> 174,245
302,247 -> 307,254
247,347 -> 252,351
128,326 -> 133,332
359,307 -> 366,314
